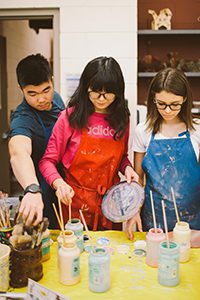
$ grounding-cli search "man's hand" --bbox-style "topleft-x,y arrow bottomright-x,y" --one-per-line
124,166 -> 139,184
125,212 -> 143,240
19,193 -> 44,226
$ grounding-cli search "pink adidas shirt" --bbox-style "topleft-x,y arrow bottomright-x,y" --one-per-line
39,108 -> 131,186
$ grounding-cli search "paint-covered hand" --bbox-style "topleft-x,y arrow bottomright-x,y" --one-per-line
125,212 -> 143,240
19,193 -> 44,226
54,178 -> 74,206
124,165 -> 139,184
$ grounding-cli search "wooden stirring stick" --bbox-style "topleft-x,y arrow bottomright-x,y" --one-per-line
53,201 -> 66,244
52,203 -> 63,230
161,200 -> 170,248
57,198 -> 64,233
150,190 -> 157,233
79,209 -> 90,239
69,201 -> 72,222
171,187 -> 180,224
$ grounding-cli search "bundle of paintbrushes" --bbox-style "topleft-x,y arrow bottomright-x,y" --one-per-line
0,201 -> 12,228
9,217 -> 49,250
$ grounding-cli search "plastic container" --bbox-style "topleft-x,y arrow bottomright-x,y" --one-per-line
41,228 -> 51,262
146,228 -> 165,267
58,239 -> 80,285
0,226 -> 13,245
88,247 -> 110,292
158,241 -> 180,287
173,221 -> 191,262
65,218 -> 84,252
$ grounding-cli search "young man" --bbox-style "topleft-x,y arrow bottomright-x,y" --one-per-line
9,54 -> 65,227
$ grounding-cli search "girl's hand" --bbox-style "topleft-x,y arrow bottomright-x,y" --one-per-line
124,165 -> 139,183
125,212 -> 143,240
54,179 -> 74,205
0,190 -> 8,199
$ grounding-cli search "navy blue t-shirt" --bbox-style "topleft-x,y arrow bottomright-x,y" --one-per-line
9,91 -> 65,170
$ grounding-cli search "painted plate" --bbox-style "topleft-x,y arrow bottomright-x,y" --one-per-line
101,181 -> 144,223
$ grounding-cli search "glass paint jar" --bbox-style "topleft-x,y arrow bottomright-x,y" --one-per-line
146,228 -> 165,267
65,218 -> 84,252
173,221 -> 191,262
57,230 -> 77,251
41,229 -> 51,262
158,241 -> 180,287
58,240 -> 80,285
88,247 -> 110,293
0,226 -> 13,245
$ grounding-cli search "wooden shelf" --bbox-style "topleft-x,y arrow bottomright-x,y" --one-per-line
138,29 -> 200,35
192,108 -> 200,114
138,72 -> 200,77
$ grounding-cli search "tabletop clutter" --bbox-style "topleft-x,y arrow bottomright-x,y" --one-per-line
0,182 -> 193,294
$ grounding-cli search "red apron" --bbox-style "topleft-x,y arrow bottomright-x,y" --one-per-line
62,129 -> 125,230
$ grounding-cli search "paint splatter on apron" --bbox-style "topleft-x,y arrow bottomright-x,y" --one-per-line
62,129 -> 125,230
141,131 -> 200,231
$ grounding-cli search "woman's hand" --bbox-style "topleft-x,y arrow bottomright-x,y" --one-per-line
0,190 -> 8,199
124,165 -> 139,183
53,178 -> 74,205
125,212 -> 143,240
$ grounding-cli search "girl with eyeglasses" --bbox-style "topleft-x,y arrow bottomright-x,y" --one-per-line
39,56 -> 139,230
126,68 -> 200,246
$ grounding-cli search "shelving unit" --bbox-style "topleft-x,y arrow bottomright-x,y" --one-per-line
137,0 -> 200,116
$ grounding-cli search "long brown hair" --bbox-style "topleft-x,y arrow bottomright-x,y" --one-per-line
146,68 -> 194,133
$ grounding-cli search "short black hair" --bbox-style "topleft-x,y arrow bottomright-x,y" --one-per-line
16,53 -> 52,88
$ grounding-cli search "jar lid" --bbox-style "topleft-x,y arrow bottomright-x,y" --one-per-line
116,244 -> 130,254
101,181 -> 144,222
97,237 -> 110,246
133,240 -> 146,251
132,249 -> 146,257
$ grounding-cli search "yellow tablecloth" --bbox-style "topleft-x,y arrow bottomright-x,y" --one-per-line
11,231 -> 200,300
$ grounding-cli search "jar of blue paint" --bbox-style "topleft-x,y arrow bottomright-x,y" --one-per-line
158,241 -> 180,287
88,247 -> 110,292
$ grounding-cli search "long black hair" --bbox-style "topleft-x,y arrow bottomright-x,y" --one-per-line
67,56 -> 130,139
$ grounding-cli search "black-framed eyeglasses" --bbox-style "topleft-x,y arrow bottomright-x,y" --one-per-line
153,99 -> 185,111
88,91 -> 116,101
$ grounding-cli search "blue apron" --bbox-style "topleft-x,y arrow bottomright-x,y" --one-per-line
34,104 -> 63,228
141,130 -> 200,231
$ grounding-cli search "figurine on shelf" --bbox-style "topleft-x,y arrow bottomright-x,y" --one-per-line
148,8 -> 172,30
165,52 -> 179,69
177,58 -> 200,72
138,54 -> 164,72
